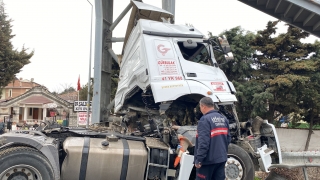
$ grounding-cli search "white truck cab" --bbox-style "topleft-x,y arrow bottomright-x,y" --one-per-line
115,2 -> 237,113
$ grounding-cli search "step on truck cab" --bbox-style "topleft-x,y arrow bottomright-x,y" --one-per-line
0,1 -> 281,180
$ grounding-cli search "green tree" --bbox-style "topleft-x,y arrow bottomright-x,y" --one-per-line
111,59 -> 120,100
216,22 -> 319,124
79,81 -> 93,101
60,86 -> 75,94
52,83 -> 75,96
250,21 -> 317,123
233,80 -> 267,121
210,27 -> 259,121
0,2 -> 33,97
295,40 -> 320,150
210,26 -> 255,82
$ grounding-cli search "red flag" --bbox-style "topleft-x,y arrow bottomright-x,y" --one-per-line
77,75 -> 81,91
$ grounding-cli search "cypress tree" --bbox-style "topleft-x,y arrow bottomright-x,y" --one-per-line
0,2 -> 33,97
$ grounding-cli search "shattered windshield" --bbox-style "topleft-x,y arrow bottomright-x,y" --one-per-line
177,42 -> 213,66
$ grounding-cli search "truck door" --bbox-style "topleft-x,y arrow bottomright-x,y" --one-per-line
147,38 -> 191,103
173,40 -> 223,80
173,39 -> 237,102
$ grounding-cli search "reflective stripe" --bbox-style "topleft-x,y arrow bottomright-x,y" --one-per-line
196,128 -> 228,138
210,128 -> 228,137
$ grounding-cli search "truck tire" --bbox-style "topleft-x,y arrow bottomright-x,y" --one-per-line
0,146 -> 54,180
226,144 -> 255,180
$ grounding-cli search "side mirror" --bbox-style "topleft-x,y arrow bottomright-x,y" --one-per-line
218,35 -> 231,53
218,35 -> 234,61
224,52 -> 234,61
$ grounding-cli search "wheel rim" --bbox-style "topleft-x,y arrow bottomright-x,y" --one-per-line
225,155 -> 245,180
0,164 -> 42,180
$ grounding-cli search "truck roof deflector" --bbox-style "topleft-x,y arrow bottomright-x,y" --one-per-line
123,1 -> 174,54
143,30 -> 203,38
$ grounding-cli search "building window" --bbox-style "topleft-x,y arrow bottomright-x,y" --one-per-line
9,89 -> 12,97
29,108 -> 33,116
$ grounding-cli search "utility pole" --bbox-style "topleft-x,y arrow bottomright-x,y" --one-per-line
162,0 -> 175,23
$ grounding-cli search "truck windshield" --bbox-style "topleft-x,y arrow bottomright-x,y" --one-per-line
177,42 -> 213,66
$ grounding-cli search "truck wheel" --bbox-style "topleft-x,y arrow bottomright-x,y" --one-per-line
226,144 -> 255,180
0,146 -> 54,180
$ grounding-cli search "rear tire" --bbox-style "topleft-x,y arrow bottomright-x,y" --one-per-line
0,146 -> 54,180
226,144 -> 255,180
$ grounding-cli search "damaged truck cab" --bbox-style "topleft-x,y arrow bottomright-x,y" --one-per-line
0,1 -> 281,180
115,18 -> 237,113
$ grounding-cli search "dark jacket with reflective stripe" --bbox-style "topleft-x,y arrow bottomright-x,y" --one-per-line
194,110 -> 231,165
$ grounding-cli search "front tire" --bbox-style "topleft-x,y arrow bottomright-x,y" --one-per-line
226,144 -> 255,180
0,146 -> 54,180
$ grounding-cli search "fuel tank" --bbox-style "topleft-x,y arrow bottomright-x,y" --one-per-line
61,137 -> 148,180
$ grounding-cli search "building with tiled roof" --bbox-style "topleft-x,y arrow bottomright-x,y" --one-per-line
59,91 -> 78,103
0,86 -> 77,126
0,77 -> 40,101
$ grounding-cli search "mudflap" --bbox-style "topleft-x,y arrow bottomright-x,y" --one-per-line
177,152 -> 194,180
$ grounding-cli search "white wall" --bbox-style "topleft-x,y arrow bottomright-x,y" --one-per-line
0,89 -> 5,99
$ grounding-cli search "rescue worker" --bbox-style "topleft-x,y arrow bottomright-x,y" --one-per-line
194,97 -> 231,180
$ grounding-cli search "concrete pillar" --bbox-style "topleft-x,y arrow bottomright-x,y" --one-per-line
92,0 -> 113,124
38,109 -> 41,121
13,106 -> 19,123
24,107 -> 28,121
43,108 -> 47,121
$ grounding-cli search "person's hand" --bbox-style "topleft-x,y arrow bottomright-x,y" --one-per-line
195,162 -> 202,168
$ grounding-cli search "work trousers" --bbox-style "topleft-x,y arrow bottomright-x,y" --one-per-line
196,161 -> 226,180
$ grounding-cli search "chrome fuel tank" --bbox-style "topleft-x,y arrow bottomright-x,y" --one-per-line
61,137 -> 148,180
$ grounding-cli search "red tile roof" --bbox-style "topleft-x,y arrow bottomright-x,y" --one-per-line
20,96 -> 53,104
5,79 -> 40,88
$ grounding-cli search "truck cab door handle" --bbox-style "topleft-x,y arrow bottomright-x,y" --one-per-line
187,73 -> 197,77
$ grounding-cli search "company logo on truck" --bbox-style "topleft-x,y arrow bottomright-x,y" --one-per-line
157,59 -> 179,75
157,44 -> 171,56
211,82 -> 226,91
158,60 -> 175,65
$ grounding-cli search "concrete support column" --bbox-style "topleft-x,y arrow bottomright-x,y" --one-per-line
38,109 -> 41,121
43,108 -> 47,121
13,106 -> 19,123
92,0 -> 113,124
24,107 -> 28,121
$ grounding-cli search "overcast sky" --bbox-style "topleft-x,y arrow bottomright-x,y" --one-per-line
3,0 -> 319,92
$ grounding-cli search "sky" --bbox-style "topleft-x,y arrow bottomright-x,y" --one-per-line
3,0 -> 319,92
